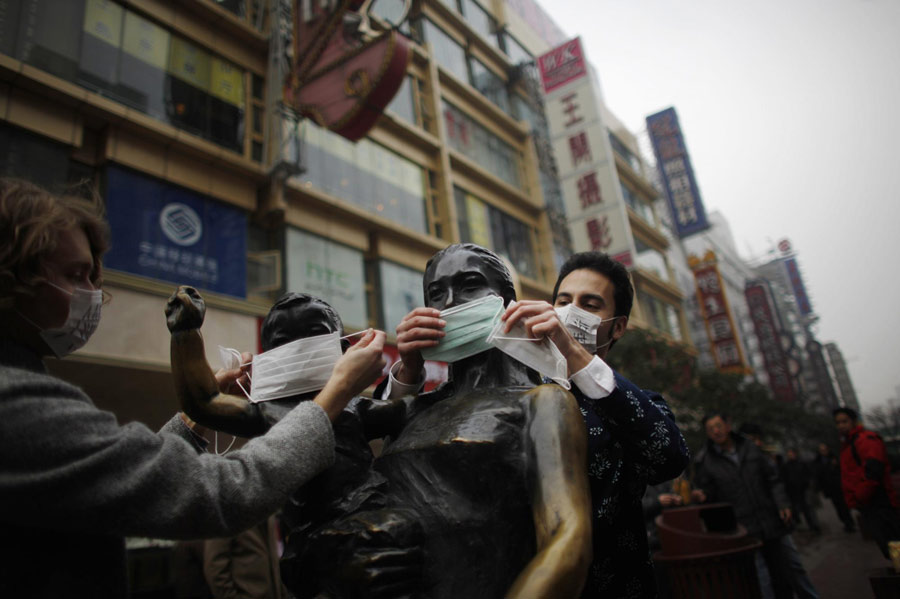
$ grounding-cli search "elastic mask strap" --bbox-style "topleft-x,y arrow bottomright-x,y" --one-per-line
340,329 -> 372,341
214,431 -> 237,455
490,336 -> 542,342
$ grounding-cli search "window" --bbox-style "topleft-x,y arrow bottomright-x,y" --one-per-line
634,237 -> 670,282
10,0 -> 247,154
213,0 -> 245,18
0,122 -> 70,188
642,294 -> 681,341
454,188 -> 537,278
621,182 -> 655,224
609,132 -> 642,174
378,261 -> 424,333
420,19 -> 468,82
460,0 -> 499,49
468,57 -> 509,114
443,101 -> 521,188
299,122 -> 429,235
502,33 -> 532,66
387,75 -> 416,124
285,228 -> 368,331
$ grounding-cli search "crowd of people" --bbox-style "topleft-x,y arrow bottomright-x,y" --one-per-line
1,177 -> 898,598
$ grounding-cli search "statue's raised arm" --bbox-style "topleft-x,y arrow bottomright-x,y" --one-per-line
166,285 -> 268,436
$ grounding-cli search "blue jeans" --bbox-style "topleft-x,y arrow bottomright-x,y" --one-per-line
757,534 -> 818,599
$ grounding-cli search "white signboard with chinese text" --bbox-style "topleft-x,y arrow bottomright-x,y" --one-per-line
538,37 -> 635,265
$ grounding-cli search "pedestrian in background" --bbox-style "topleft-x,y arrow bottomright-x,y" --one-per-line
782,448 -> 822,534
692,413 -> 818,599
812,442 -> 856,533
834,407 -> 900,558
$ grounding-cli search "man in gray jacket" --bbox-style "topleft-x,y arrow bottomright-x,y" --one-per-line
0,178 -> 387,598
692,412 -> 818,599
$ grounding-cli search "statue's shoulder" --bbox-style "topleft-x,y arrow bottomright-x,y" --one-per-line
524,383 -> 577,406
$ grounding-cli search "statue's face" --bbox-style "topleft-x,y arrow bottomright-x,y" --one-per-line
263,301 -> 341,351
425,248 -> 504,311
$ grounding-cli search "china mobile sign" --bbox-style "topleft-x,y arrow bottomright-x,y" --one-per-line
646,107 -> 710,238
690,253 -> 747,373
538,38 -> 635,267
745,282 -> 796,402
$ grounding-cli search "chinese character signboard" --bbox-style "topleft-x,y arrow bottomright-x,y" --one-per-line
783,257 -> 813,316
646,107 -> 710,238
690,253 -> 747,372
538,37 -> 635,267
104,166 -> 247,298
745,282 -> 797,402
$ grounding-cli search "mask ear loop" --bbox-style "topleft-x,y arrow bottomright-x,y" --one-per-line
340,329 -> 372,341
214,431 -> 238,455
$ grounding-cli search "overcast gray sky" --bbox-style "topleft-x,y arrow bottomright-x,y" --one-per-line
541,0 -> 900,411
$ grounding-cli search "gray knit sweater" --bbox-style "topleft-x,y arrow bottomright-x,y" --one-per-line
0,340 -> 335,598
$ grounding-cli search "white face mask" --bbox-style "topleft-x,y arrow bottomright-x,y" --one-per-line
487,304 -> 570,389
554,304 -> 620,354
248,331 -> 343,403
27,283 -> 103,358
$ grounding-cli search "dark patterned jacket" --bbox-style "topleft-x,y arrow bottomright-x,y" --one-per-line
571,372 -> 690,599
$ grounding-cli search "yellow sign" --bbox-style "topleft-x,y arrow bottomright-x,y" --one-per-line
210,57 -> 245,107
168,37 -> 211,90
465,194 -> 491,248
123,11 -> 170,70
83,0 -> 123,46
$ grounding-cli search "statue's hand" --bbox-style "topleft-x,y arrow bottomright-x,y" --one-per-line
166,286 -> 206,332
394,307 -> 444,385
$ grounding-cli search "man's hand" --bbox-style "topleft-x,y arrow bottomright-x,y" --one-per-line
691,489 -> 707,503
214,351 -> 253,397
658,493 -> 683,507
394,308 -> 444,385
779,508 -> 792,524
500,300 -> 594,376
316,329 -> 387,420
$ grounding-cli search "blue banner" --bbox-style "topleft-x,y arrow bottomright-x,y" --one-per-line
104,165 -> 247,298
783,257 -> 813,316
646,107 -> 710,238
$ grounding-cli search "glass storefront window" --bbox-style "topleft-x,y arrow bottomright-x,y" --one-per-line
454,187 -> 537,278
378,261 -> 424,333
468,57 -> 509,114
9,0 -> 246,155
299,122 -> 429,235
443,101 -> 521,189
0,122 -> 70,188
285,228 -> 368,331
421,19 -> 468,82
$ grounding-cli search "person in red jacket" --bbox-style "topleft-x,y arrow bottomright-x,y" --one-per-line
834,407 -> 900,558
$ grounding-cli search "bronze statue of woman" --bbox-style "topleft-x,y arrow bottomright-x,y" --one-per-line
167,243 -> 592,599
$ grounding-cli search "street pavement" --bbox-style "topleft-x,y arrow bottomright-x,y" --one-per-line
792,496 -> 892,598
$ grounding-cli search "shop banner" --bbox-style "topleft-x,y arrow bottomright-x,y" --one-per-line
104,166 -> 247,298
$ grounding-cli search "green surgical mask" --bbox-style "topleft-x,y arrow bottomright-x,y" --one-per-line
421,294 -> 504,363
